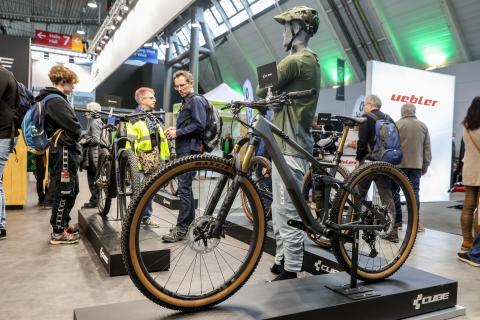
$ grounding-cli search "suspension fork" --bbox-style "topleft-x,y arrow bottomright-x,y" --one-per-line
209,137 -> 259,238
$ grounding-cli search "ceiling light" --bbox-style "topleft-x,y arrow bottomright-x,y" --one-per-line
100,40 -> 106,45
76,29 -> 85,35
109,24 -> 116,30
87,0 -> 98,8
96,46 -> 102,51
122,5 -> 129,11
115,15 -> 123,21
332,85 -> 340,89
103,34 -> 109,40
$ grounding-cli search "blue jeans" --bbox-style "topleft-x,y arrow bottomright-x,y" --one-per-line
176,153 -> 197,231
140,172 -> 153,219
392,168 -> 421,224
468,233 -> 480,263
0,138 -> 16,229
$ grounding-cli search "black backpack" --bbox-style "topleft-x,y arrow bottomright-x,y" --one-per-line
195,95 -> 222,153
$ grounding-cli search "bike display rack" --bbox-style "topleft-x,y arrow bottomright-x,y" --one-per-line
78,208 -> 170,276
73,266 -> 463,320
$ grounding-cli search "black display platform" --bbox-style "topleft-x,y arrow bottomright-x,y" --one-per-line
225,214 -> 344,275
153,190 -> 198,210
78,209 -> 170,276
73,266 -> 463,320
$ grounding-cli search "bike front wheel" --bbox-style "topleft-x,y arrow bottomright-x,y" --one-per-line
121,154 -> 266,311
118,150 -> 141,220
330,162 -> 418,281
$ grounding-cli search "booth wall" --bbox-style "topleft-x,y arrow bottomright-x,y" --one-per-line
31,60 -> 92,92
316,59 -> 480,155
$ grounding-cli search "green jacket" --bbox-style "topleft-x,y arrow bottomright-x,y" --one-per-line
257,48 -> 320,157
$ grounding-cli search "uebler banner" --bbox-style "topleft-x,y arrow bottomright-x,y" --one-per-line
0,34 -> 31,85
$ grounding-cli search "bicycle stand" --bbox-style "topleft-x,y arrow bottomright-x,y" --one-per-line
325,228 -> 381,300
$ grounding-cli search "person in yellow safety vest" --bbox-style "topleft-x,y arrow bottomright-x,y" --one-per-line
127,87 -> 169,227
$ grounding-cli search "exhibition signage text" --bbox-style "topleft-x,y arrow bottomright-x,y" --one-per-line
130,47 -> 158,64
34,29 -> 84,52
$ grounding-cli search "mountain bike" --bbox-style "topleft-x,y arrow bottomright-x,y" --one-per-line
121,90 -> 418,311
77,108 -> 162,220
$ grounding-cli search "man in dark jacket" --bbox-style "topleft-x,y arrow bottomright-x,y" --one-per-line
0,66 -> 19,240
37,65 -> 82,244
163,70 -> 207,242
356,94 -> 398,242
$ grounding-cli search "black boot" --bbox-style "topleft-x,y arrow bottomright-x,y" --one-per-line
270,258 -> 284,275
272,270 -> 297,281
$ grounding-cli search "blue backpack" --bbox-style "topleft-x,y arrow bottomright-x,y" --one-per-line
367,112 -> 403,165
21,94 -> 64,155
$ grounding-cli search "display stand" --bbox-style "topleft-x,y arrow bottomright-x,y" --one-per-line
73,266 -> 463,320
225,213 -> 344,275
78,209 -> 170,276
153,190 -> 198,210
325,229 -> 380,300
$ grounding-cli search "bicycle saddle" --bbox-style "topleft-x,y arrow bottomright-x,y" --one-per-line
332,115 -> 367,127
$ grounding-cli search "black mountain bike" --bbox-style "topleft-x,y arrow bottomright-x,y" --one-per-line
77,108 -> 162,220
121,90 -> 418,311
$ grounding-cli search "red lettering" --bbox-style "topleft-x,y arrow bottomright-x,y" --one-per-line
418,96 -> 424,105
431,100 -> 438,106
410,95 -> 418,103
391,94 -> 401,101
424,99 -> 432,106
401,96 -> 409,102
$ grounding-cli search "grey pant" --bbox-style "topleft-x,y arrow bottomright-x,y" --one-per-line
272,155 -> 308,272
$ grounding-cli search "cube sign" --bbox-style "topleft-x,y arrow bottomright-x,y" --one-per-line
366,60 -> 455,202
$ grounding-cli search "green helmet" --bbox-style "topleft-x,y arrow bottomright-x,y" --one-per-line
274,6 -> 319,36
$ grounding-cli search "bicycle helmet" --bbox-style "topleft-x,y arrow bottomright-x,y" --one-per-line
274,6 -> 319,36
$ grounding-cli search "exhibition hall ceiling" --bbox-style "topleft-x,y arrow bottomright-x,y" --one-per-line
0,0 -> 109,39
0,0 -> 479,91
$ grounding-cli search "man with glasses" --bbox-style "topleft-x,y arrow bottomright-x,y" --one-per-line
163,70 -> 207,242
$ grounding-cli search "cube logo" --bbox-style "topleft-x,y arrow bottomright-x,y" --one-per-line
412,292 -> 450,310
0,57 -> 14,69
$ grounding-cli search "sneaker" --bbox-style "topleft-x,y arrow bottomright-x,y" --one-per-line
141,217 -> 160,228
66,224 -> 80,234
457,252 -> 480,267
417,224 -> 425,233
161,227 -> 187,243
384,229 -> 400,243
83,202 -> 97,209
0,228 -> 6,240
50,231 -> 80,244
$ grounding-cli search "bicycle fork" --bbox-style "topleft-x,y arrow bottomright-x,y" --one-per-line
205,141 -> 257,239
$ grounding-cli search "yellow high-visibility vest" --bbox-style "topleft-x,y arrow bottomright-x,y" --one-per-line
126,119 -> 170,161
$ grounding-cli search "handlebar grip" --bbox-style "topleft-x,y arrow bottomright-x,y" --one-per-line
287,89 -> 317,99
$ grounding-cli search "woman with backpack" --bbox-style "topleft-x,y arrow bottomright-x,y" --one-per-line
36,65 -> 82,245
459,96 -> 480,252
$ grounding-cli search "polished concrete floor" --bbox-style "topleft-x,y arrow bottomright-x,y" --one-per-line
0,172 -> 477,320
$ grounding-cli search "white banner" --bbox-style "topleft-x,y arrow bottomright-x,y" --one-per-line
366,61 -> 455,202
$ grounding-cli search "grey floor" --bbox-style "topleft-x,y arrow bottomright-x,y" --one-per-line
0,172 -> 477,320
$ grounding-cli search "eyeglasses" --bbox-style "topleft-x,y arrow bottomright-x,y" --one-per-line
174,83 -> 189,90
142,96 -> 155,100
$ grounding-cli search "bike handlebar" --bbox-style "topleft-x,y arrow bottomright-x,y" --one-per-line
75,107 -> 164,119
223,89 -> 317,112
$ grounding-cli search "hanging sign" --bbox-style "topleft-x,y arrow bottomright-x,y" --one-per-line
130,47 -> 158,64
34,29 -> 84,52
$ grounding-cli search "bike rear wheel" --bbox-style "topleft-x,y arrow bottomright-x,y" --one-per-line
118,150 -> 141,220
121,154 -> 266,311
330,162 -> 418,281
96,150 -> 113,216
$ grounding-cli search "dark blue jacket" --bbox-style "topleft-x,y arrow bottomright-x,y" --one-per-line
176,93 -> 207,155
